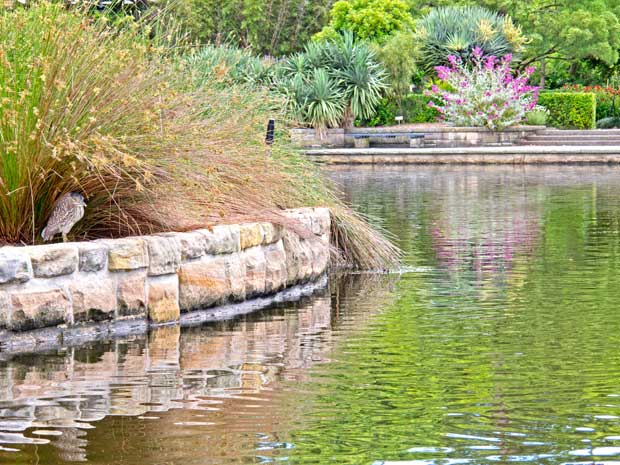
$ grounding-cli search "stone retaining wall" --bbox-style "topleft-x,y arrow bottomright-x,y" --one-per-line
0,208 -> 331,333
291,126 -> 544,148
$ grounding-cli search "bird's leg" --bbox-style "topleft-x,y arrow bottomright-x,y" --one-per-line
62,232 -> 68,243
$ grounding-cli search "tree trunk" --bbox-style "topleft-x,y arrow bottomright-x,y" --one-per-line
342,105 -> 354,129
539,58 -> 546,89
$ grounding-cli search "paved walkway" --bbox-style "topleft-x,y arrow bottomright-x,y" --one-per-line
305,145 -> 620,164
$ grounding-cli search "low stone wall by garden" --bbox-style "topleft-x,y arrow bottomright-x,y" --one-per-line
291,126 -> 545,149
0,208 -> 331,333
419,126 -> 544,148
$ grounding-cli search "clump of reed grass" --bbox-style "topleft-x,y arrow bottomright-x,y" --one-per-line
0,3 -> 400,270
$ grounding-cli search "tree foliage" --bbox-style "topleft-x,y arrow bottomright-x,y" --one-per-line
415,5 -> 526,71
169,0 -> 334,56
314,0 -> 414,43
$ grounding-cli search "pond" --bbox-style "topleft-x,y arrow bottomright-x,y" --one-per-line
2,165 -> 620,465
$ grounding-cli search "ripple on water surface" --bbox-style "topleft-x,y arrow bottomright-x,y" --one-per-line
2,166 -> 620,464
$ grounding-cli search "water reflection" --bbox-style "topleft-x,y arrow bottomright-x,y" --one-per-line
0,275 -> 397,464
4,165 -> 620,465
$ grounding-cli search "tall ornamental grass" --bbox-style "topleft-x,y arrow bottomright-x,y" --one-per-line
0,3 -> 400,269
0,4 -> 172,243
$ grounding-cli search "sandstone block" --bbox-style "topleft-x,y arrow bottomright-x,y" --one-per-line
309,236 -> 330,277
117,275 -> 147,317
144,236 -> 181,276
70,279 -> 116,323
10,289 -> 71,331
106,239 -> 148,271
281,231 -> 303,285
226,253 -> 246,301
239,223 -> 263,250
260,223 -> 282,245
298,238 -> 315,281
282,231 -> 314,284
172,231 -> 209,260
0,248 -> 32,284
179,258 -> 226,311
28,244 -> 78,278
148,275 -> 180,324
78,243 -> 108,272
312,208 -> 331,236
0,292 -> 9,328
207,225 -> 240,254
264,240 -> 287,294
242,247 -> 266,297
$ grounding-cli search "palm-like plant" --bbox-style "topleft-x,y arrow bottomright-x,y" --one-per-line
304,69 -> 346,138
274,32 -> 389,134
336,42 -> 388,127
416,6 -> 527,72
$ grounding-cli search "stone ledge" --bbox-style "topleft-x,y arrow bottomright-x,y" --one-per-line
0,208 -> 331,333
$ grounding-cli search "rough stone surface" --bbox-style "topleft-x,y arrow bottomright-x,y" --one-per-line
226,253 -> 246,301
282,232 -> 316,285
309,236 -> 330,278
178,257 -> 229,310
0,292 -> 9,328
0,208 -> 330,333
312,208 -> 331,236
29,245 -> 78,278
242,247 -> 266,297
70,279 -> 116,323
239,223 -> 263,250
208,225 -> 240,254
9,289 -> 71,331
106,238 -> 148,271
264,240 -> 287,293
260,223 -> 282,245
144,236 -> 181,276
282,231 -> 303,286
148,275 -> 180,324
117,275 -> 147,317
172,231 -> 209,261
0,249 -> 32,284
78,243 -> 108,273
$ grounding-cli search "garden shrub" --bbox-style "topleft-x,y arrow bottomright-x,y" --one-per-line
562,84 -> 620,120
525,105 -> 549,125
426,49 -> 539,130
537,92 -> 596,129
357,94 -> 439,126
596,117 -> 620,128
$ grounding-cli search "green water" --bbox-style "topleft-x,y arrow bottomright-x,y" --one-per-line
2,166 -> 620,464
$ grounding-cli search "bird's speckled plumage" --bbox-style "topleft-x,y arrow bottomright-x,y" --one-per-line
41,193 -> 86,242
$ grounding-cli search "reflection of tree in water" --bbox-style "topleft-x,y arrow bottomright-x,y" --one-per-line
0,273 -> 399,465
428,172 -> 542,288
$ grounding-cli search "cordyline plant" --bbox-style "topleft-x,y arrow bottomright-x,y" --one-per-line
426,48 -> 539,130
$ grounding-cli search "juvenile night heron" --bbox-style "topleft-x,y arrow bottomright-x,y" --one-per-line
41,193 -> 87,242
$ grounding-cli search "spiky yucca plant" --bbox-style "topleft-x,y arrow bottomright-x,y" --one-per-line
416,6 -> 527,72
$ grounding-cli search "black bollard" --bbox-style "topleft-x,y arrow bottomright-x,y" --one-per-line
265,119 -> 275,156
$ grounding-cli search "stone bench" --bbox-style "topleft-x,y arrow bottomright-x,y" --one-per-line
352,133 -> 424,148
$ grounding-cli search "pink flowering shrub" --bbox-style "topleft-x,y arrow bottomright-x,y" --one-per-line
426,48 -> 539,131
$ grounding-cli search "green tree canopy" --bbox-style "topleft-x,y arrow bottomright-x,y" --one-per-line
315,0 -> 414,43
170,0 -> 334,56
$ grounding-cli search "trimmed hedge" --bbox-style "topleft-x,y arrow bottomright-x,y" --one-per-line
537,92 -> 596,129
359,94 -> 439,126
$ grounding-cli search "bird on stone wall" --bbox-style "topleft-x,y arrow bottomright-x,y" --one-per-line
41,193 -> 87,243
